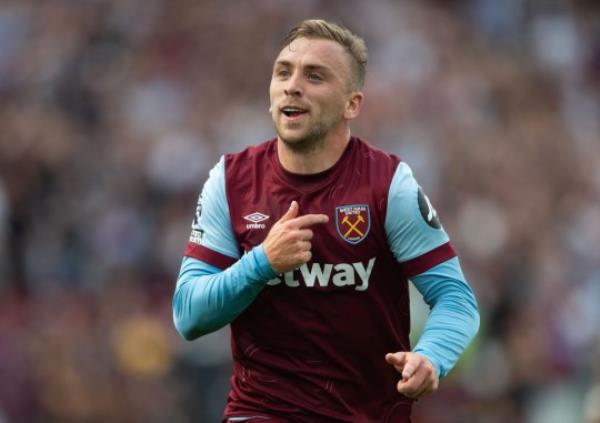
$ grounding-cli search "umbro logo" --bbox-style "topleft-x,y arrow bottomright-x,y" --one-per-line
244,212 -> 269,229
244,212 -> 269,223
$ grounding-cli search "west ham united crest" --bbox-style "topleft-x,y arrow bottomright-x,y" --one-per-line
336,204 -> 371,245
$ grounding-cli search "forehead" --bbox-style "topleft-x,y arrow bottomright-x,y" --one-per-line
275,37 -> 351,74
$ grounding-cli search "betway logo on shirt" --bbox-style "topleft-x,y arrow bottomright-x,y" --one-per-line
267,257 -> 376,291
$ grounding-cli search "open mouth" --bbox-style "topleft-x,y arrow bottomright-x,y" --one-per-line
281,106 -> 308,118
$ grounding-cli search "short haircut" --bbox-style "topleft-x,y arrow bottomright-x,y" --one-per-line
281,19 -> 368,90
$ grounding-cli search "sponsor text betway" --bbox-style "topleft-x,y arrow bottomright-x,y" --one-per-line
267,258 -> 375,291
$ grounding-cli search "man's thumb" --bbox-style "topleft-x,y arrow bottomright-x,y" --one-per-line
280,201 -> 299,222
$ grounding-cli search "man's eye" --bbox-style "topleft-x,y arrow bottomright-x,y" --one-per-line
277,69 -> 290,78
308,73 -> 322,81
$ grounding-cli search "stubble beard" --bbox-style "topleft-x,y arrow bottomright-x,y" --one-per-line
278,125 -> 326,153
276,115 -> 342,154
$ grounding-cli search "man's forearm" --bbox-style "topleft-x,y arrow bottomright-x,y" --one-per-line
173,245 -> 276,340
411,257 -> 480,378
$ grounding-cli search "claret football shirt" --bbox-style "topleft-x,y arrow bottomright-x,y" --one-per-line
176,137 -> 477,423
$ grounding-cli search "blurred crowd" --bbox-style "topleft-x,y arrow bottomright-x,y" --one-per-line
0,0 -> 599,422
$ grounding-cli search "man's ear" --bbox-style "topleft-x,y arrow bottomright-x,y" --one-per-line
344,91 -> 364,120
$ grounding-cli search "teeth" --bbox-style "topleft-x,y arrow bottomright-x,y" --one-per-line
282,107 -> 304,112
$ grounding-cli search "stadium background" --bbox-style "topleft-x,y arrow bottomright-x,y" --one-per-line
0,0 -> 599,422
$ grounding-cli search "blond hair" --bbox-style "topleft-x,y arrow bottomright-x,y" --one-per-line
281,19 -> 368,89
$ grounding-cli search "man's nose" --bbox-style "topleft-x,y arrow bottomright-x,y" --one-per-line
284,72 -> 302,96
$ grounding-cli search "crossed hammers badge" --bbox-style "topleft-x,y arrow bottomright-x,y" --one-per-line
335,204 -> 371,245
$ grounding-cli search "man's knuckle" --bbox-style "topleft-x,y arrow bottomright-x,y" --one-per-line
404,389 -> 417,398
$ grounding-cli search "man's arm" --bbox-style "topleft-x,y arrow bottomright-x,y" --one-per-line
172,156 -> 328,340
173,247 -> 275,340
173,155 -> 254,340
384,161 -> 480,397
410,257 -> 479,379
174,201 -> 328,340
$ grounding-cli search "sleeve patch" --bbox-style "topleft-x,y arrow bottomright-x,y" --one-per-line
190,229 -> 204,244
418,187 -> 441,229
189,194 -> 205,244
192,193 -> 203,229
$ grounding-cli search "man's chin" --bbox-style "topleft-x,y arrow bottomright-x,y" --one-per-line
275,119 -> 331,151
276,126 -> 309,145
278,132 -> 307,146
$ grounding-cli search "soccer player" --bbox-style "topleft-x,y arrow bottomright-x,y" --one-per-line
173,19 -> 479,422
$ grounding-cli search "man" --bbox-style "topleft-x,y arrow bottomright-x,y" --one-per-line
173,19 -> 479,422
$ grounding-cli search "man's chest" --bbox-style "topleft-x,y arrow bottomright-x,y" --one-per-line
229,181 -> 389,262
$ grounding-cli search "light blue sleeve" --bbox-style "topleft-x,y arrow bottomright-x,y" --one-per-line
173,245 -> 277,340
384,162 -> 449,262
173,156 -> 277,340
384,162 -> 479,378
411,258 -> 480,378
189,156 -> 239,259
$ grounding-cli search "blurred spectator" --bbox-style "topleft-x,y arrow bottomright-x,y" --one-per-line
0,0 -> 599,421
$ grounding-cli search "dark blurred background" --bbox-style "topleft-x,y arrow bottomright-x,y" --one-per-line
0,0 -> 599,422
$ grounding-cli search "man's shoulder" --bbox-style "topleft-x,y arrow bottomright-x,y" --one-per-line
353,137 -> 402,173
222,138 -> 276,186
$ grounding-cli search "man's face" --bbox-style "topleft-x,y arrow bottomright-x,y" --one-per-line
269,37 -> 357,151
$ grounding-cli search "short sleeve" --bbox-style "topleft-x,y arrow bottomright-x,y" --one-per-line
384,162 -> 456,277
184,156 -> 240,268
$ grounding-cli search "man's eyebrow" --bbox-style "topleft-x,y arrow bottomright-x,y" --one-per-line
274,60 -> 331,73
274,59 -> 292,67
304,64 -> 330,73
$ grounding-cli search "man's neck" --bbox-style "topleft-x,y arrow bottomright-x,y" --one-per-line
277,127 -> 351,175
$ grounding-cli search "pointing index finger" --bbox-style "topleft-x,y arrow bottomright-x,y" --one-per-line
289,213 -> 329,229
385,352 -> 407,367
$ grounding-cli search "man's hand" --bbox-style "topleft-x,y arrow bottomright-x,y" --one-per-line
263,201 -> 329,273
385,352 -> 439,399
